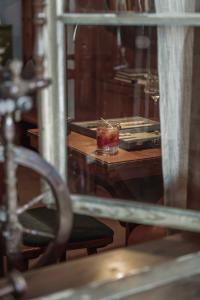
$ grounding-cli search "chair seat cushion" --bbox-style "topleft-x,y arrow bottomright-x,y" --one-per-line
19,207 -> 114,247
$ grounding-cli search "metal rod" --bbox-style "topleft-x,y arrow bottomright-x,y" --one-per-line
71,194 -> 200,233
38,0 -> 67,180
54,0 -> 68,182
36,0 -> 67,204
58,12 -> 200,26
44,250 -> 200,300
17,191 -> 49,215
22,227 -> 54,239
3,114 -> 22,256
0,271 -> 27,298
34,0 -> 55,205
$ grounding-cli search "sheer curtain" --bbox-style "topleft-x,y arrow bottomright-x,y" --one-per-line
155,0 -> 195,208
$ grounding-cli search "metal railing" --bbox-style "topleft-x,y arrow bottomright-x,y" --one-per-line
71,194 -> 200,233
58,12 -> 200,26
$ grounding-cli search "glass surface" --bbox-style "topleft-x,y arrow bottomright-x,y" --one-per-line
66,0 -> 155,13
18,0 -> 200,255
96,120 -> 120,155
66,19 -> 162,205
64,0 -> 200,250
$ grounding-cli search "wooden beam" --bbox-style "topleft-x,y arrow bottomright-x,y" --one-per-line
36,249 -> 200,300
71,194 -> 200,233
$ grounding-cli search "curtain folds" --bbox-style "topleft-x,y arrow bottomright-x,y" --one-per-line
155,0 -> 195,208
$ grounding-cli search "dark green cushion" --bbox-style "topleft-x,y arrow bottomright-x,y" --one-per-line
19,207 -> 114,247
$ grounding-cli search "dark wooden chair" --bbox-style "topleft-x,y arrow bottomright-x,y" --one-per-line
18,207 -> 114,270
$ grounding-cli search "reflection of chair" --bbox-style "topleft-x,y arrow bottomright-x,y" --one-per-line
18,207 -> 114,270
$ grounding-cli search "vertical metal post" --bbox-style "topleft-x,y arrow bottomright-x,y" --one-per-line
3,114 -> 21,260
54,0 -> 67,180
37,0 -> 67,189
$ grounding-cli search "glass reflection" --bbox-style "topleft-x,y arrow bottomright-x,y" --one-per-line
66,2 -> 163,248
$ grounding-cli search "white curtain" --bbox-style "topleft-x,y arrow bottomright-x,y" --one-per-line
155,0 -> 195,208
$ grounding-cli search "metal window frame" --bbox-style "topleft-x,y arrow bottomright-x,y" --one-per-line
58,12 -> 200,26
36,1 -> 200,297
38,0 -> 200,230
37,0 -> 67,183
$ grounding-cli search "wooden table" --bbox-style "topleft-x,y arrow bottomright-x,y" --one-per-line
29,129 -> 161,178
2,234 -> 200,299
29,129 -> 162,242
29,129 -> 162,200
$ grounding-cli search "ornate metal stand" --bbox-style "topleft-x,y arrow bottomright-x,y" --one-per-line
0,59 -> 72,300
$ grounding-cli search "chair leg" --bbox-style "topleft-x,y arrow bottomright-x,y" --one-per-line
18,258 -> 29,271
87,248 -> 97,255
125,223 -> 138,246
0,255 -> 4,277
7,257 -> 29,272
125,223 -> 132,246
59,251 -> 67,262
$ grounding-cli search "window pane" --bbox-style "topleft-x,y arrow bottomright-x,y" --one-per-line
66,21 -> 162,206
66,0 -> 155,13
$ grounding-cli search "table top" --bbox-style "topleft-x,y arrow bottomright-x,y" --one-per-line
29,129 -> 161,166
70,132 -> 161,165
28,129 -> 162,180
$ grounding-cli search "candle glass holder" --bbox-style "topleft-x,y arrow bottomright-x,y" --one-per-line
96,121 -> 120,155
